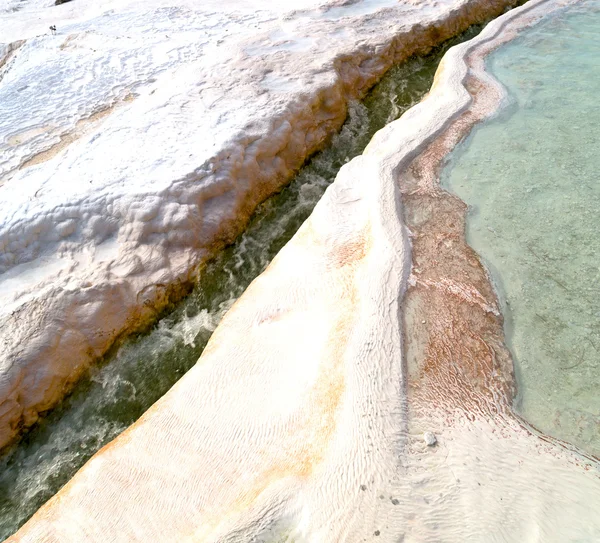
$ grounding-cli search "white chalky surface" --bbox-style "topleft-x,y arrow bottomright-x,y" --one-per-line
7,1 -> 600,541
0,0 -> 518,448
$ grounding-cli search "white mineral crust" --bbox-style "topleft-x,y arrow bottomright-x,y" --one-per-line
0,0 -> 521,449
7,0 -> 600,540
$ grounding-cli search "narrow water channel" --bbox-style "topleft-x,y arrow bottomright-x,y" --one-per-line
0,24 -> 486,538
443,0 -> 600,457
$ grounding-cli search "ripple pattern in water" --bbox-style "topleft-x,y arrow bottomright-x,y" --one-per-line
444,0 -> 600,457
0,25 -> 487,538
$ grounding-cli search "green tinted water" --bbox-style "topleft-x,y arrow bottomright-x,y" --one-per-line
444,0 -> 600,457
0,26 -> 487,538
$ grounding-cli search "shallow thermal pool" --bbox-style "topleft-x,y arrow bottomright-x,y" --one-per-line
443,0 -> 600,457
0,25 -> 487,538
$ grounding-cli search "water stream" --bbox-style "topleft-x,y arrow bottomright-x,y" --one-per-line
0,24 -> 486,538
443,0 -> 600,457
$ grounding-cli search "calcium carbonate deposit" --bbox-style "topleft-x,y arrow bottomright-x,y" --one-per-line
2,0 -> 600,541
1,28 -> 477,536
0,0 -> 520,452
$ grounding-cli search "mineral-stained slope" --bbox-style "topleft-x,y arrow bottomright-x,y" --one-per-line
7,151 -> 412,541
7,0 -> 600,540
0,0 -> 524,450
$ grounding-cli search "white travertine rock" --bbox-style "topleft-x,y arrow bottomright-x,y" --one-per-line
8,0 -> 600,540
423,431 -> 437,446
0,0 -> 523,449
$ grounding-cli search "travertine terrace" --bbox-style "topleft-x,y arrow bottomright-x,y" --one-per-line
7,0 -> 600,540
0,0 -> 522,450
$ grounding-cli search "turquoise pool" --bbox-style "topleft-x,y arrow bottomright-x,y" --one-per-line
444,0 -> 600,457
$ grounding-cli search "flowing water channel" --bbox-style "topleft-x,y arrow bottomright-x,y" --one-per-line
443,0 -> 600,457
0,25 -> 490,538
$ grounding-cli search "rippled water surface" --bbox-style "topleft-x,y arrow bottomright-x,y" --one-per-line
444,0 -> 600,457
0,25 -> 488,538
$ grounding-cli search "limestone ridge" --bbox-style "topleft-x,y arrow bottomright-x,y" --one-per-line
9,0 -> 600,540
0,0 -> 524,451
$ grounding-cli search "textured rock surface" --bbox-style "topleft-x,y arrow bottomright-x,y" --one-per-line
8,0 -> 600,540
0,0 -> 523,450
